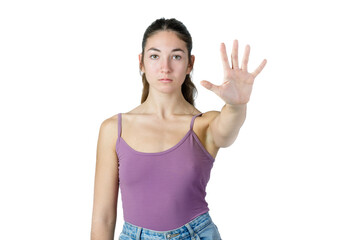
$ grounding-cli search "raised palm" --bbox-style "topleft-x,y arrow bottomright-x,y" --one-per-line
201,40 -> 267,105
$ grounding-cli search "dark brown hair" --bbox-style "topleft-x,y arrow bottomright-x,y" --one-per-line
140,18 -> 197,105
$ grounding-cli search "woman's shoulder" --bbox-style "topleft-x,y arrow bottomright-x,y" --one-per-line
192,110 -> 220,132
98,110 -> 134,134
102,108 -> 143,129
201,110 -> 220,118
95,113 -> 120,149
98,113 -> 121,135
103,107 -> 139,124
102,113 -> 119,125
198,110 -> 220,124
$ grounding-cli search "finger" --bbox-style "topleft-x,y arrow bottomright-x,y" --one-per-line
200,80 -> 221,96
241,44 -> 250,72
252,59 -> 267,78
231,39 -> 239,69
220,43 -> 230,71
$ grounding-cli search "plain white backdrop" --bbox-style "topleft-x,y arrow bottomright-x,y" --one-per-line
1,0 -> 359,239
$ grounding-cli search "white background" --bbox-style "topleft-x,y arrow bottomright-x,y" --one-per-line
1,0 -> 359,239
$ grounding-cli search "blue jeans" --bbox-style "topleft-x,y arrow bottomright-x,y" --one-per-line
118,211 -> 222,240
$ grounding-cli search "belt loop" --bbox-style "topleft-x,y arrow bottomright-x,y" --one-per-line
136,226 -> 143,240
185,223 -> 195,238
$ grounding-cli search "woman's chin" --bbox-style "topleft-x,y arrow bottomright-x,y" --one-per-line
152,86 -> 181,95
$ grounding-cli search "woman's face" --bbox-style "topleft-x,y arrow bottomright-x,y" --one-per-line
140,30 -> 194,95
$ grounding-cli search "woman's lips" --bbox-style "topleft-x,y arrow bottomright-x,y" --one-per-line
159,78 -> 173,82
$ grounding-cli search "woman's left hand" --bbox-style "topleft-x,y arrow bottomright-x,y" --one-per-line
201,40 -> 267,105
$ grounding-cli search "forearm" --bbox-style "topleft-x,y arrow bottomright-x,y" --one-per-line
91,220 -> 116,240
211,103 -> 247,147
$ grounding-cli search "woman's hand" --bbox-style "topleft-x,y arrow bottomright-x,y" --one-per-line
201,40 -> 267,105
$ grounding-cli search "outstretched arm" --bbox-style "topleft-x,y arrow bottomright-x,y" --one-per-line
201,40 -> 267,148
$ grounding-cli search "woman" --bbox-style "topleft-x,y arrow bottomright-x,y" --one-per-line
91,18 -> 266,240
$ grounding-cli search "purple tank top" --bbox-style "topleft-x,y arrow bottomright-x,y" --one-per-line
115,113 -> 215,231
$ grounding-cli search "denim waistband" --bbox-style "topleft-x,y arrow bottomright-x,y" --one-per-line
121,211 -> 213,240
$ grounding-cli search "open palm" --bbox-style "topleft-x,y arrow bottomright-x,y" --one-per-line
201,40 -> 267,105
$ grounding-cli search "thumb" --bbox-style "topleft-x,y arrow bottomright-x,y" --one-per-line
200,80 -> 220,96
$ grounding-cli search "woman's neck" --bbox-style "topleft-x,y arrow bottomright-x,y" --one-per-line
140,90 -> 195,119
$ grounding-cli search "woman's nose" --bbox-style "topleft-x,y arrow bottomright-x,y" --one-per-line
160,58 -> 171,73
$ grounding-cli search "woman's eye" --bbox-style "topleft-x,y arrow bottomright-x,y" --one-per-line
173,55 -> 181,60
150,55 -> 159,59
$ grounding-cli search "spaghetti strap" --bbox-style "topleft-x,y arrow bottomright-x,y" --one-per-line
118,113 -> 122,138
190,113 -> 203,130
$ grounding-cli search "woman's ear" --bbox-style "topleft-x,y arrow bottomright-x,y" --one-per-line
139,53 -> 144,72
186,55 -> 195,74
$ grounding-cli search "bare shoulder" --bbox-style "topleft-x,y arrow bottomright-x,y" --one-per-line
100,113 -> 118,131
198,110 -> 220,126
98,113 -> 119,146
194,110 -> 221,135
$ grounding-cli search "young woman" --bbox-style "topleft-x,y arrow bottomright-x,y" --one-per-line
91,18 -> 267,240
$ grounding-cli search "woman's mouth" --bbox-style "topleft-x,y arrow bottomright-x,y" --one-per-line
159,78 -> 173,82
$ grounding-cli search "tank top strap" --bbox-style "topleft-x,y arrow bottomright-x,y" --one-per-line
118,113 -> 122,138
190,113 -> 203,130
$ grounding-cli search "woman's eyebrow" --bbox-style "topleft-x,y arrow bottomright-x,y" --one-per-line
172,48 -> 185,53
147,47 -> 185,53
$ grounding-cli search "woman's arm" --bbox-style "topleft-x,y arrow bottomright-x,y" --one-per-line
207,103 -> 246,148
91,117 -> 119,240
201,40 -> 266,148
